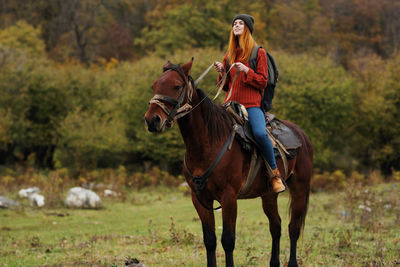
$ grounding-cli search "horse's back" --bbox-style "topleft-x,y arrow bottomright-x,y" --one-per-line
281,120 -> 313,156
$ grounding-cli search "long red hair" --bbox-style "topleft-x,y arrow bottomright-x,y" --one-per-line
227,25 -> 256,65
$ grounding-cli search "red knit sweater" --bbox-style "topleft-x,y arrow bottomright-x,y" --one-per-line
219,47 -> 268,108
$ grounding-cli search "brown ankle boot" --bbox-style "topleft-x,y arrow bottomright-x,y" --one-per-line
271,168 -> 285,193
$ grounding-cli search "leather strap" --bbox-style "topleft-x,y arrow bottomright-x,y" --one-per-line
183,128 -> 235,211
194,63 -> 214,87
238,149 -> 262,198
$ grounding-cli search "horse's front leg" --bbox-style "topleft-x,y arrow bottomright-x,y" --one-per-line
221,189 -> 238,267
191,191 -> 217,267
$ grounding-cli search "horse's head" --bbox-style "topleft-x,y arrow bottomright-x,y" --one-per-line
144,59 -> 194,132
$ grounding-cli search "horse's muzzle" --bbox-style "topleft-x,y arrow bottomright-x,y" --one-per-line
144,114 -> 164,132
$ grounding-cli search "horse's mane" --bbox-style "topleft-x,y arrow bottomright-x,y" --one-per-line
196,88 -> 232,142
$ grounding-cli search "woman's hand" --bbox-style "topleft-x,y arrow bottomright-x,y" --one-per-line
233,62 -> 249,74
214,61 -> 224,73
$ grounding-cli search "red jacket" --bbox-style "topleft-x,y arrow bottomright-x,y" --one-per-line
219,47 -> 268,108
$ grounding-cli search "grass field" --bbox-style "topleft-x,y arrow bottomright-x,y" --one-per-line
1,182 -> 399,266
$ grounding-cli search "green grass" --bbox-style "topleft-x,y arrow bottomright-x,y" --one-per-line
1,183 -> 399,266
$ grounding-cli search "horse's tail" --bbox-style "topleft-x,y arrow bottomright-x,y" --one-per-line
285,120 -> 313,235
288,185 -> 310,234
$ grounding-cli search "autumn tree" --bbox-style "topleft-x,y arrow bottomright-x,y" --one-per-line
0,21 -> 67,167
320,0 -> 400,67
265,0 -> 332,53
350,54 -> 400,175
97,0 -> 157,60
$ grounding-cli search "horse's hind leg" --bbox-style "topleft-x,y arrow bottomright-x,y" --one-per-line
287,177 -> 310,267
262,194 -> 282,267
191,192 -> 217,267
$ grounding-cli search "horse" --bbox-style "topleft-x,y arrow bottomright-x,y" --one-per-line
144,59 -> 313,267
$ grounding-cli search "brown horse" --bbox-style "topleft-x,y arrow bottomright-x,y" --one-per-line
144,60 -> 313,267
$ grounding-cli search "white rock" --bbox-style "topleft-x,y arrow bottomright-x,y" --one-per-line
0,196 -> 20,209
18,187 -> 40,198
28,193 -> 45,207
65,187 -> 102,209
104,189 -> 118,197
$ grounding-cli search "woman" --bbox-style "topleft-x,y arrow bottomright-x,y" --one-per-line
214,14 -> 285,193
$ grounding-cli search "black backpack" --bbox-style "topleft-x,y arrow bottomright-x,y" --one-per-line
225,46 -> 279,112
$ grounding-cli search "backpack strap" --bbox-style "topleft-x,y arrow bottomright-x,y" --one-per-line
248,46 -> 263,98
249,45 -> 261,72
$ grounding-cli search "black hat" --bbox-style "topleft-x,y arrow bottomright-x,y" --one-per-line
232,14 -> 254,34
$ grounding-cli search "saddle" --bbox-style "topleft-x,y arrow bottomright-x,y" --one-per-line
224,101 -> 302,180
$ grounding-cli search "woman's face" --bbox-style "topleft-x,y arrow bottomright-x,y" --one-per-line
233,19 -> 245,36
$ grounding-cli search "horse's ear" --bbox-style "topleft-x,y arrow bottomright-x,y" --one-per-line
162,60 -> 172,72
182,58 -> 194,75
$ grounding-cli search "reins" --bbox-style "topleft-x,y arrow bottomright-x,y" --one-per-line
194,62 -> 237,102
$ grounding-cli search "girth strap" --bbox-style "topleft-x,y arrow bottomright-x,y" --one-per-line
184,128 -> 235,211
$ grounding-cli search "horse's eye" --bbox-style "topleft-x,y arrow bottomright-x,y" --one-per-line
173,86 -> 181,91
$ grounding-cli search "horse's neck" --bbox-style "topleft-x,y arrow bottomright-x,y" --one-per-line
177,95 -> 212,156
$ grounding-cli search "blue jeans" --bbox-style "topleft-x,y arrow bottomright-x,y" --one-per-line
247,107 -> 277,170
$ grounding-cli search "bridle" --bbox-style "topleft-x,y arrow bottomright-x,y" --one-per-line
148,61 -> 236,129
149,65 -> 194,127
